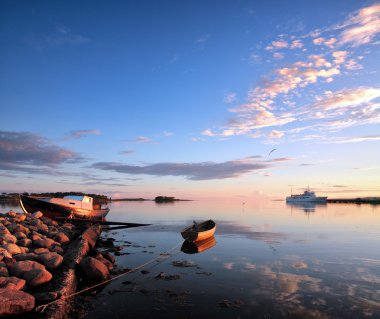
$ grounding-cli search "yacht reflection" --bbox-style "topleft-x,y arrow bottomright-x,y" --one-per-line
287,202 -> 327,214
181,235 -> 216,254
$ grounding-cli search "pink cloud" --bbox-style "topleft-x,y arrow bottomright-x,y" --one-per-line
339,3 -> 380,46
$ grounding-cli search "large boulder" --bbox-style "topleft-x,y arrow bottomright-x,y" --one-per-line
23,268 -> 52,287
0,288 -> 35,316
79,256 -> 109,281
9,260 -> 45,277
38,252 -> 63,270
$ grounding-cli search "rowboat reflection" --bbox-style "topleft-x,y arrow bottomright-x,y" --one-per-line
181,235 -> 216,254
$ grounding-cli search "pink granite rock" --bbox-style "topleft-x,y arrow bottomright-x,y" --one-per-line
0,288 -> 35,315
23,268 -> 52,287
9,260 -> 45,277
79,256 -> 109,281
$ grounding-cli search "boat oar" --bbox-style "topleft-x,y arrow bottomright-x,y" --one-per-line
53,217 -> 151,227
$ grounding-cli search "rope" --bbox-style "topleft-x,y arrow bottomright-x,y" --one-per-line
35,240 -> 183,313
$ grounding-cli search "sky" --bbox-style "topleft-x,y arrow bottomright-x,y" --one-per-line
1,0 -> 379,200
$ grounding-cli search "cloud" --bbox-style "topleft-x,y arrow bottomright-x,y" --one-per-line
92,156 -> 274,180
338,3 -> 380,46
202,4 -> 379,141
269,130 -> 284,138
273,52 -> 284,59
223,92 -> 237,104
66,129 -> 101,139
314,87 -> 380,110
195,34 -> 210,44
119,150 -> 135,156
325,135 -> 380,144
126,136 -> 153,143
27,25 -> 91,49
0,131 -> 84,173
313,37 -> 337,48
266,40 -> 288,50
290,40 -> 303,49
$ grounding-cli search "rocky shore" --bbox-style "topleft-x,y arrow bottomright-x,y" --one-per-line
0,210 -> 114,318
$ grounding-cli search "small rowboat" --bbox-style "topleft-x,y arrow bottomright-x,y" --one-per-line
181,219 -> 216,242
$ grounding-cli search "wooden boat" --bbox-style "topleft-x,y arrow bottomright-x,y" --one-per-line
19,195 -> 110,219
181,219 -> 216,242
181,235 -> 216,254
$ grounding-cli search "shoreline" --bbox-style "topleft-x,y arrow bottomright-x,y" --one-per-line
0,210 -> 112,318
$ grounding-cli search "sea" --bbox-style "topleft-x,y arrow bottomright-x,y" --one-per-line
2,199 -> 380,318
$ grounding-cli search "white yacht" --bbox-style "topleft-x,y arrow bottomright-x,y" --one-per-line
286,187 -> 327,203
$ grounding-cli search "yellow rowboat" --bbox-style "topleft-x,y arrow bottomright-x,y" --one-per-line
181,219 -> 216,242
181,235 -> 216,254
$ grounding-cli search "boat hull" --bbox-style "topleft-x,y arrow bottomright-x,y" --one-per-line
286,197 -> 327,203
20,195 -> 109,219
181,219 -> 216,242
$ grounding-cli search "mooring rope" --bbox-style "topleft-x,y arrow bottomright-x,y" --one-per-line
35,240 -> 184,313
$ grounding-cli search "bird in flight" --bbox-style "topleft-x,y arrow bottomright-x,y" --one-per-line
268,148 -> 276,158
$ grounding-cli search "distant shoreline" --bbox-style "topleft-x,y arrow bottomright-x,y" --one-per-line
110,198 -> 192,202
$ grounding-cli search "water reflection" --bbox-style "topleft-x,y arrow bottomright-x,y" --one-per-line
181,235 -> 216,254
287,202 -> 327,214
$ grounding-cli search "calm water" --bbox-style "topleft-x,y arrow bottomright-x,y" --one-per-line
2,200 -> 380,318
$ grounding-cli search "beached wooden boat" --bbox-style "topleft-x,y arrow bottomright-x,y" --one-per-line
19,195 -> 110,219
181,219 -> 216,242
181,235 -> 216,254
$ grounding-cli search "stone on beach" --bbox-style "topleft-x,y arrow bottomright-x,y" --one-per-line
14,253 -> 39,262
14,231 -> 27,240
32,211 -> 43,219
3,243 -> 22,255
79,256 -> 109,281
33,237 -> 57,249
55,232 -> 70,244
17,238 -> 32,247
0,288 -> 35,316
1,234 -> 17,244
38,252 -> 64,270
23,268 -> 53,287
0,276 -> 26,290
34,248 -> 50,254
9,260 -> 46,277
0,266 -> 8,276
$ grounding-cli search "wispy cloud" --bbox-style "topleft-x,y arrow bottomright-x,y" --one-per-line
119,150 -> 135,156
26,25 -> 91,49
337,3 -> 380,46
195,34 -> 210,44
324,134 -> 380,144
223,92 -> 237,104
0,131 -> 84,173
66,129 -> 101,139
313,87 -> 380,110
91,156 -> 287,180
126,136 -> 153,143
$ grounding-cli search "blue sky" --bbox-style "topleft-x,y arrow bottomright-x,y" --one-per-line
1,1 -> 379,199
